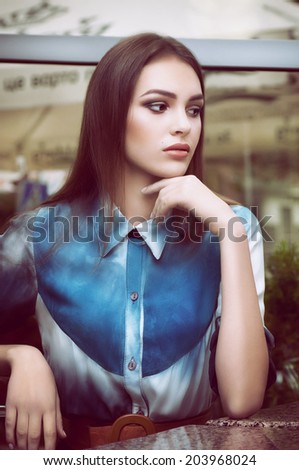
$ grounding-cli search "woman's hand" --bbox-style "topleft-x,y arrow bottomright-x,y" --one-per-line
142,175 -> 237,235
5,345 -> 66,450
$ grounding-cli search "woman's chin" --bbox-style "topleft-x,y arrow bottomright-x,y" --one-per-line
157,169 -> 188,179
152,163 -> 190,179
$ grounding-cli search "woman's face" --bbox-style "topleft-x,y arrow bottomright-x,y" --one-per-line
125,55 -> 203,183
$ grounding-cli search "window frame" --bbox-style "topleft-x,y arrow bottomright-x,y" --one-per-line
0,34 -> 299,71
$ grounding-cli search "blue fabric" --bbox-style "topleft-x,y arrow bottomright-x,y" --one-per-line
32,204 -> 220,377
0,202 -> 270,420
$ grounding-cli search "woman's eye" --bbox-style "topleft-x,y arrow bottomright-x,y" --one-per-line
187,106 -> 201,117
145,102 -> 168,113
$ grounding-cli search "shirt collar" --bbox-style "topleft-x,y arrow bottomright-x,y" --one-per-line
95,205 -> 168,260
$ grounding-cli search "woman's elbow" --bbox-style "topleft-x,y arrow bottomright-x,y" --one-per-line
217,362 -> 269,419
221,392 -> 265,420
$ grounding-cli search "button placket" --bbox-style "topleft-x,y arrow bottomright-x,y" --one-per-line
123,234 -> 147,412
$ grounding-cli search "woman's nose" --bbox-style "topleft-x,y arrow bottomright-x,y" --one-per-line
170,110 -> 191,135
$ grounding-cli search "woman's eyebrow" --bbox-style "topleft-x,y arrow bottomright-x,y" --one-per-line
140,89 -> 204,102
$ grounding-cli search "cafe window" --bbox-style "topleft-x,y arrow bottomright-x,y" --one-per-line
1,65 -> 299,261
0,34 -> 298,408
204,69 -> 299,260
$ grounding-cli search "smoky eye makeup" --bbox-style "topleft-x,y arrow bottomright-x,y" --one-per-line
143,101 -> 168,113
140,93 -> 204,115
191,98 -> 204,108
186,106 -> 202,117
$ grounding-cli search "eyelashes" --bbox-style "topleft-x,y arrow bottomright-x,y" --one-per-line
143,101 -> 203,117
187,106 -> 202,117
144,102 -> 168,113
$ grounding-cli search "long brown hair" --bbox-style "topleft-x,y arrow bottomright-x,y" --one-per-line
43,33 -> 205,207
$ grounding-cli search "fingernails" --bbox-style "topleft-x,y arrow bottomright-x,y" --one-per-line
8,443 -> 14,450
141,187 -> 148,193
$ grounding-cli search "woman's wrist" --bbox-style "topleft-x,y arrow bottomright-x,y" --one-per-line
6,344 -> 44,369
218,218 -> 247,243
201,203 -> 246,239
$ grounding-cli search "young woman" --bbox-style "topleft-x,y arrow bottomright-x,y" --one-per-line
0,33 -> 275,450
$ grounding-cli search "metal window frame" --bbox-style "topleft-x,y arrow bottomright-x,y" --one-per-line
0,34 -> 299,71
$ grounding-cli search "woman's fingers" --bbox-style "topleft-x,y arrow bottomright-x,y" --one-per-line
150,186 -> 181,218
27,413 -> 42,450
15,410 -> 29,450
6,407 -> 64,450
4,346 -> 63,449
142,178 -> 179,195
56,397 -> 67,441
5,405 -> 17,449
142,176 -> 199,218
43,411 -> 57,450
6,401 -> 42,450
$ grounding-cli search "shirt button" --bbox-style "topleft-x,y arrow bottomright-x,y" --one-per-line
128,357 -> 137,371
130,292 -> 138,301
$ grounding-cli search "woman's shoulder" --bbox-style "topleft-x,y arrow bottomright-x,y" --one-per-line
231,204 -> 255,218
1,202 -> 74,243
230,204 -> 261,239
36,201 -> 72,218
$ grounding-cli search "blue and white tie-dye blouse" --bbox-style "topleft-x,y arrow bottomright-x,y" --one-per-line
0,202 -> 268,423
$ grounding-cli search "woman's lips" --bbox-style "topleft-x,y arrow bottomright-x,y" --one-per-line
163,143 -> 190,158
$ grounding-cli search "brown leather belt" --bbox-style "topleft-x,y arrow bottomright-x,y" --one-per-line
61,408 -> 213,449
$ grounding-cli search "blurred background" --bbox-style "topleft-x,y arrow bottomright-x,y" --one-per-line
0,0 -> 298,407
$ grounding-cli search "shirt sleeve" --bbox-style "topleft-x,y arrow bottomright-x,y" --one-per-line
209,205 -> 276,393
0,211 -> 38,331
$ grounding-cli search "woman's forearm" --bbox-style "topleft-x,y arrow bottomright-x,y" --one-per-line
215,220 -> 269,418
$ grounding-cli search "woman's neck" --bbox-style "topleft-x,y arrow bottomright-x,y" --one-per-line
115,165 -> 157,223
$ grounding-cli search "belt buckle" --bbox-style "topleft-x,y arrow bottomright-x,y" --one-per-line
109,414 -> 156,442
